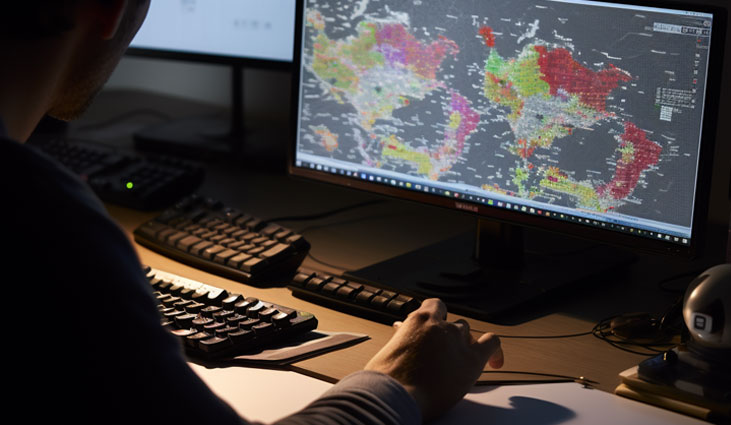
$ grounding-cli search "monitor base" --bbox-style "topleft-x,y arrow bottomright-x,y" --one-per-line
345,224 -> 636,324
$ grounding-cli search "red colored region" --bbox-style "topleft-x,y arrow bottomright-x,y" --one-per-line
479,26 -> 495,47
598,122 -> 662,200
516,139 -> 536,159
376,24 -> 458,79
534,46 -> 631,112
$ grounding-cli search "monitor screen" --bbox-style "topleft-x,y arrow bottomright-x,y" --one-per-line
290,0 -> 725,257
130,0 -> 296,63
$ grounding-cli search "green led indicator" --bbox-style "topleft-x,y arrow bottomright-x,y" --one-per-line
126,182 -> 134,190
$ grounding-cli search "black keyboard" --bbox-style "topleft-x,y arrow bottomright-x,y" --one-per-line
39,138 -> 204,210
289,268 -> 422,324
134,195 -> 311,285
146,266 -> 318,360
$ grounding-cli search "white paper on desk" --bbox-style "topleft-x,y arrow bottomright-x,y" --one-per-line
432,382 -> 709,425
188,362 -> 334,423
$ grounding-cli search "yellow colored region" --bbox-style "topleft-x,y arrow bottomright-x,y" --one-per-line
448,112 -> 462,129
381,136 -> 434,177
481,184 -> 510,195
619,143 -> 635,164
540,168 -> 602,211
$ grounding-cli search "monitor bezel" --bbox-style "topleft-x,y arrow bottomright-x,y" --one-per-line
125,46 -> 293,71
288,0 -> 727,258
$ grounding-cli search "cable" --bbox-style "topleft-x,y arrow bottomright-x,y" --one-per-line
479,370 -> 598,386
470,329 -> 594,339
74,108 -> 173,133
262,199 -> 387,227
306,252 -> 350,271
296,212 -> 405,271
591,315 -> 678,356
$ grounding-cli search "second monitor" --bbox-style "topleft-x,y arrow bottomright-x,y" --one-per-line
127,0 -> 296,158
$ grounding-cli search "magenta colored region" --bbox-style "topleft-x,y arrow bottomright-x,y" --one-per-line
377,44 -> 407,67
449,91 -> 480,145
598,122 -> 662,200
375,24 -> 458,79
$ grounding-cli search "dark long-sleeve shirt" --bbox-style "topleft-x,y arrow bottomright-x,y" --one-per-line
3,120 -> 420,425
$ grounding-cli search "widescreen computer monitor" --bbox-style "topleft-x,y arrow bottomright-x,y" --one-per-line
126,0 -> 296,157
290,0 -> 727,320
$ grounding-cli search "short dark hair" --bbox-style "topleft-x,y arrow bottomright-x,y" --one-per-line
0,0 -> 140,39
0,1 -> 80,39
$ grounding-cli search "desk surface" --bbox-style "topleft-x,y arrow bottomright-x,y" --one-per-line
79,89 -> 718,396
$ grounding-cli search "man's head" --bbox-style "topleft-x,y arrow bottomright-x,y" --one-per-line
0,0 -> 150,126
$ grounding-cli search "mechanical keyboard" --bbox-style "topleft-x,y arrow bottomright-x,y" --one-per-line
38,138 -> 204,210
146,266 -> 318,360
134,195 -> 311,285
289,268 -> 422,324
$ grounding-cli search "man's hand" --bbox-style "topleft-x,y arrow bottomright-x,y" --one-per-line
364,298 -> 503,421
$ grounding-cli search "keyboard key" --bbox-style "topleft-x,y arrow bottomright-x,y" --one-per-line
198,336 -> 231,353
202,245 -> 226,260
213,249 -> 239,265
258,307 -> 279,322
252,322 -> 275,336
221,295 -> 244,310
190,240 -> 213,255
260,243 -> 292,261
228,253 -> 252,268
241,257 -> 267,273
336,285 -> 358,299
229,329 -> 254,344
306,277 -> 328,291
355,290 -> 376,305
234,297 -> 259,314
322,282 -> 343,294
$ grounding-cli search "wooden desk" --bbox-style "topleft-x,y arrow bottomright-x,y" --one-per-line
107,171 -> 690,395
85,89 -> 715,396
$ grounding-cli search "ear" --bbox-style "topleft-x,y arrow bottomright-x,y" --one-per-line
94,0 -> 128,40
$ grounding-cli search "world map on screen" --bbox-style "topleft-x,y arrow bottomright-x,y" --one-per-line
297,0 -> 712,228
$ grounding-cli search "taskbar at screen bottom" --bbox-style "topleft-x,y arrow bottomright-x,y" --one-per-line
294,158 -> 693,248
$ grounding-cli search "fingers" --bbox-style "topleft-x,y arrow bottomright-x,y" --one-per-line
404,299 -> 505,369
417,298 -> 448,321
476,332 -> 504,369
453,318 -> 471,339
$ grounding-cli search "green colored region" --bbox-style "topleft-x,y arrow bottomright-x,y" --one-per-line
510,48 -> 550,98
485,49 -> 507,76
512,166 -> 530,196
381,136 -> 434,177
532,122 -> 571,149
483,47 -> 550,120
310,22 -> 386,97
563,95 -> 603,121
540,168 -> 602,211
341,22 -> 385,69
312,34 -> 358,93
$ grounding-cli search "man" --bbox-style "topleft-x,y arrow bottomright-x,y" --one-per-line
1,1 -> 504,423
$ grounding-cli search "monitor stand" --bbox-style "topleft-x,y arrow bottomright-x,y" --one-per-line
345,219 -> 636,324
133,64 -> 248,160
